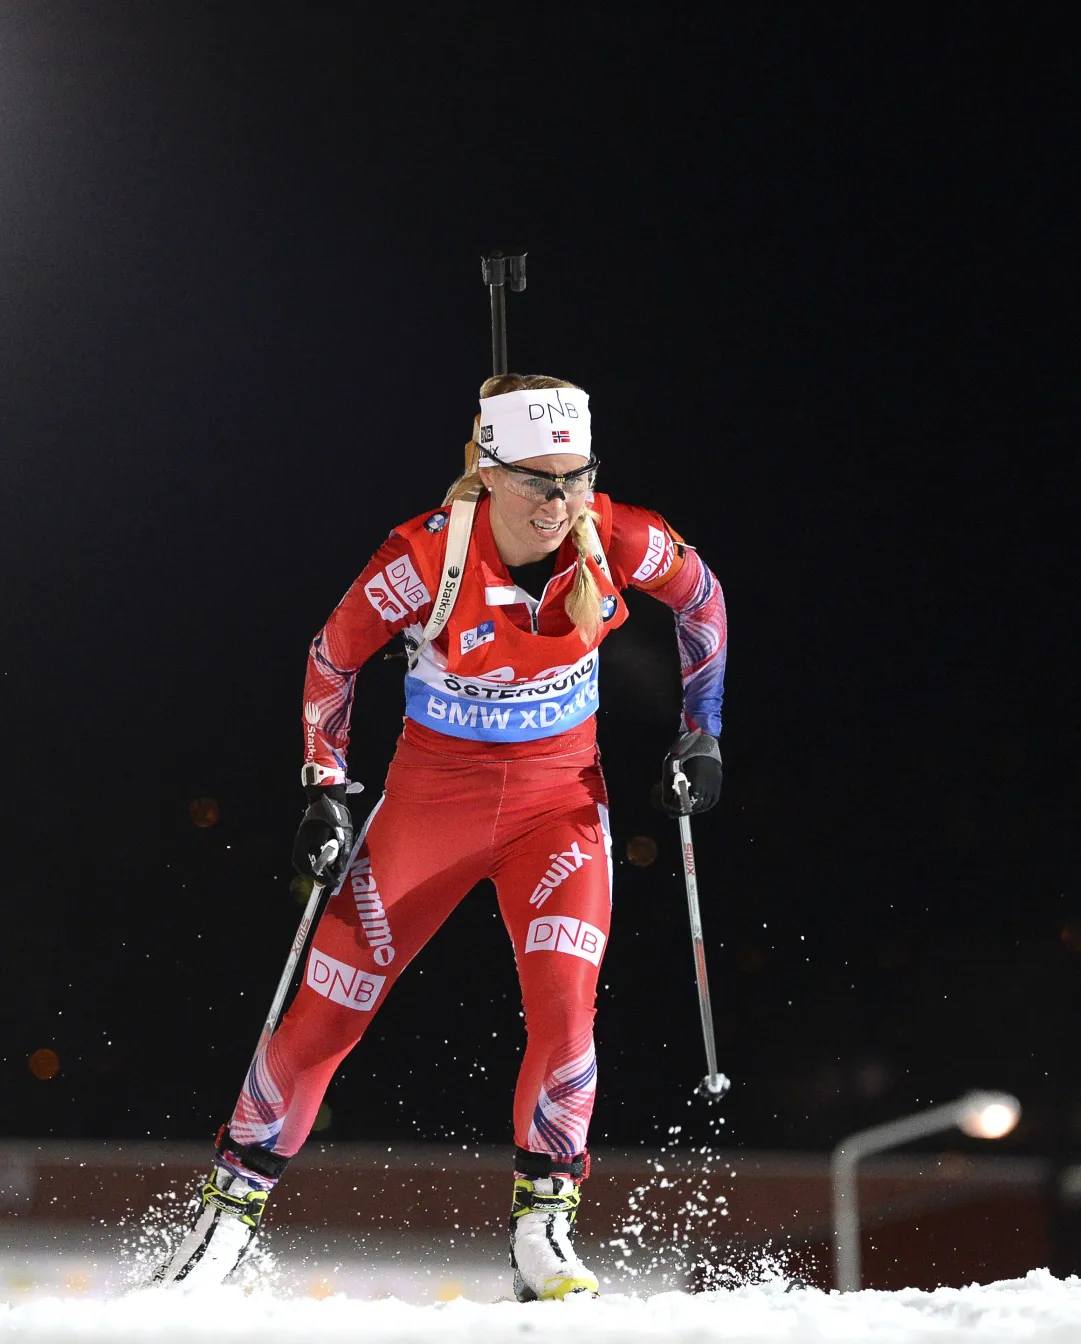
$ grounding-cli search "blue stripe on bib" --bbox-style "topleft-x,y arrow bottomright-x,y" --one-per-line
403,657 -> 601,742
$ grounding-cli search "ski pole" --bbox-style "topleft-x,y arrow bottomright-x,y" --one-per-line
480,249 -> 527,375
248,839 -> 339,1064
672,769 -> 730,1100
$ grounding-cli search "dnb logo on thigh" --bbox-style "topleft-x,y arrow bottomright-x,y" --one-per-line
525,916 -> 606,966
306,948 -> 386,1011
529,842 -> 593,910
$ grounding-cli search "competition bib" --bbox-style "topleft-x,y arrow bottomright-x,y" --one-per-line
403,648 -> 601,743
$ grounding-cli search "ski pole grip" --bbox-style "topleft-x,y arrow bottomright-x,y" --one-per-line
312,838 -> 340,879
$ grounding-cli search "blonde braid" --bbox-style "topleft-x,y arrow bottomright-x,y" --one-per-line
565,508 -> 603,644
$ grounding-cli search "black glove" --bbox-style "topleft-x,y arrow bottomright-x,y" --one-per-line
292,784 -> 354,886
661,728 -> 722,815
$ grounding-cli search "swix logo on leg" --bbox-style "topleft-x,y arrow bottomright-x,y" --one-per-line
348,854 -> 396,965
525,915 -> 606,965
529,843 -> 593,909
306,948 -> 386,1011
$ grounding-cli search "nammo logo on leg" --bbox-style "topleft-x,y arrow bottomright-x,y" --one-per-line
347,854 -> 396,965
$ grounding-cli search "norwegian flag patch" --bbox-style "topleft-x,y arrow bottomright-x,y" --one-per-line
551,430 -> 571,443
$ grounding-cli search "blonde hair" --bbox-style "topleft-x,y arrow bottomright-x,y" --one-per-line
445,374 -> 602,644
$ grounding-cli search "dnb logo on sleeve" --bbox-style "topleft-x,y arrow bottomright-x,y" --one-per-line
632,525 -> 675,584
364,555 -> 431,621
460,620 -> 496,654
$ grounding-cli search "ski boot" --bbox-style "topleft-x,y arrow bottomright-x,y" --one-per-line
151,1128 -> 286,1287
509,1149 -> 598,1302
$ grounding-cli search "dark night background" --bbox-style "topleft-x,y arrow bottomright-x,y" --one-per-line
1,4 -> 1076,1183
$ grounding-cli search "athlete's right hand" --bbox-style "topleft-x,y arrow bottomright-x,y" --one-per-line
292,785 -> 354,886
661,729 -> 723,815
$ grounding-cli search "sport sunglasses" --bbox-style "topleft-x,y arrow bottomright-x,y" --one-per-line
479,447 -> 600,501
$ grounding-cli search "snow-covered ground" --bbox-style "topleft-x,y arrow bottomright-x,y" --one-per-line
8,1136 -> 1072,1338
2,1272 -> 1081,1342
2,1255 -> 1080,1342
3,1156 -> 1080,1342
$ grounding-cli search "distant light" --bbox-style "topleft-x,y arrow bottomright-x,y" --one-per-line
626,835 -> 658,867
958,1091 -> 1021,1139
967,1104 -> 1016,1139
832,1088 -> 1024,1292
290,874 -> 314,905
1061,921 -> 1081,951
189,797 -> 220,828
28,1048 -> 60,1080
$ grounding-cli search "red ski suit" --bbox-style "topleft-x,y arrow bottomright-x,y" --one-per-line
225,493 -> 726,1180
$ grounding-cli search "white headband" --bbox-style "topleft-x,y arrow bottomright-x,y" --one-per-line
477,387 -> 591,466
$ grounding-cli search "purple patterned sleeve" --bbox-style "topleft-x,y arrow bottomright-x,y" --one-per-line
650,548 -> 727,736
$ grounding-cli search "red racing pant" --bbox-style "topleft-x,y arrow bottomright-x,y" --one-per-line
226,733 -> 613,1181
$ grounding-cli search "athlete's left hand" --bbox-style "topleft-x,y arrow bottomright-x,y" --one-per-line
661,729 -> 722,815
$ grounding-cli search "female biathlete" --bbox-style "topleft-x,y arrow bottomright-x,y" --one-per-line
158,374 -> 727,1300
